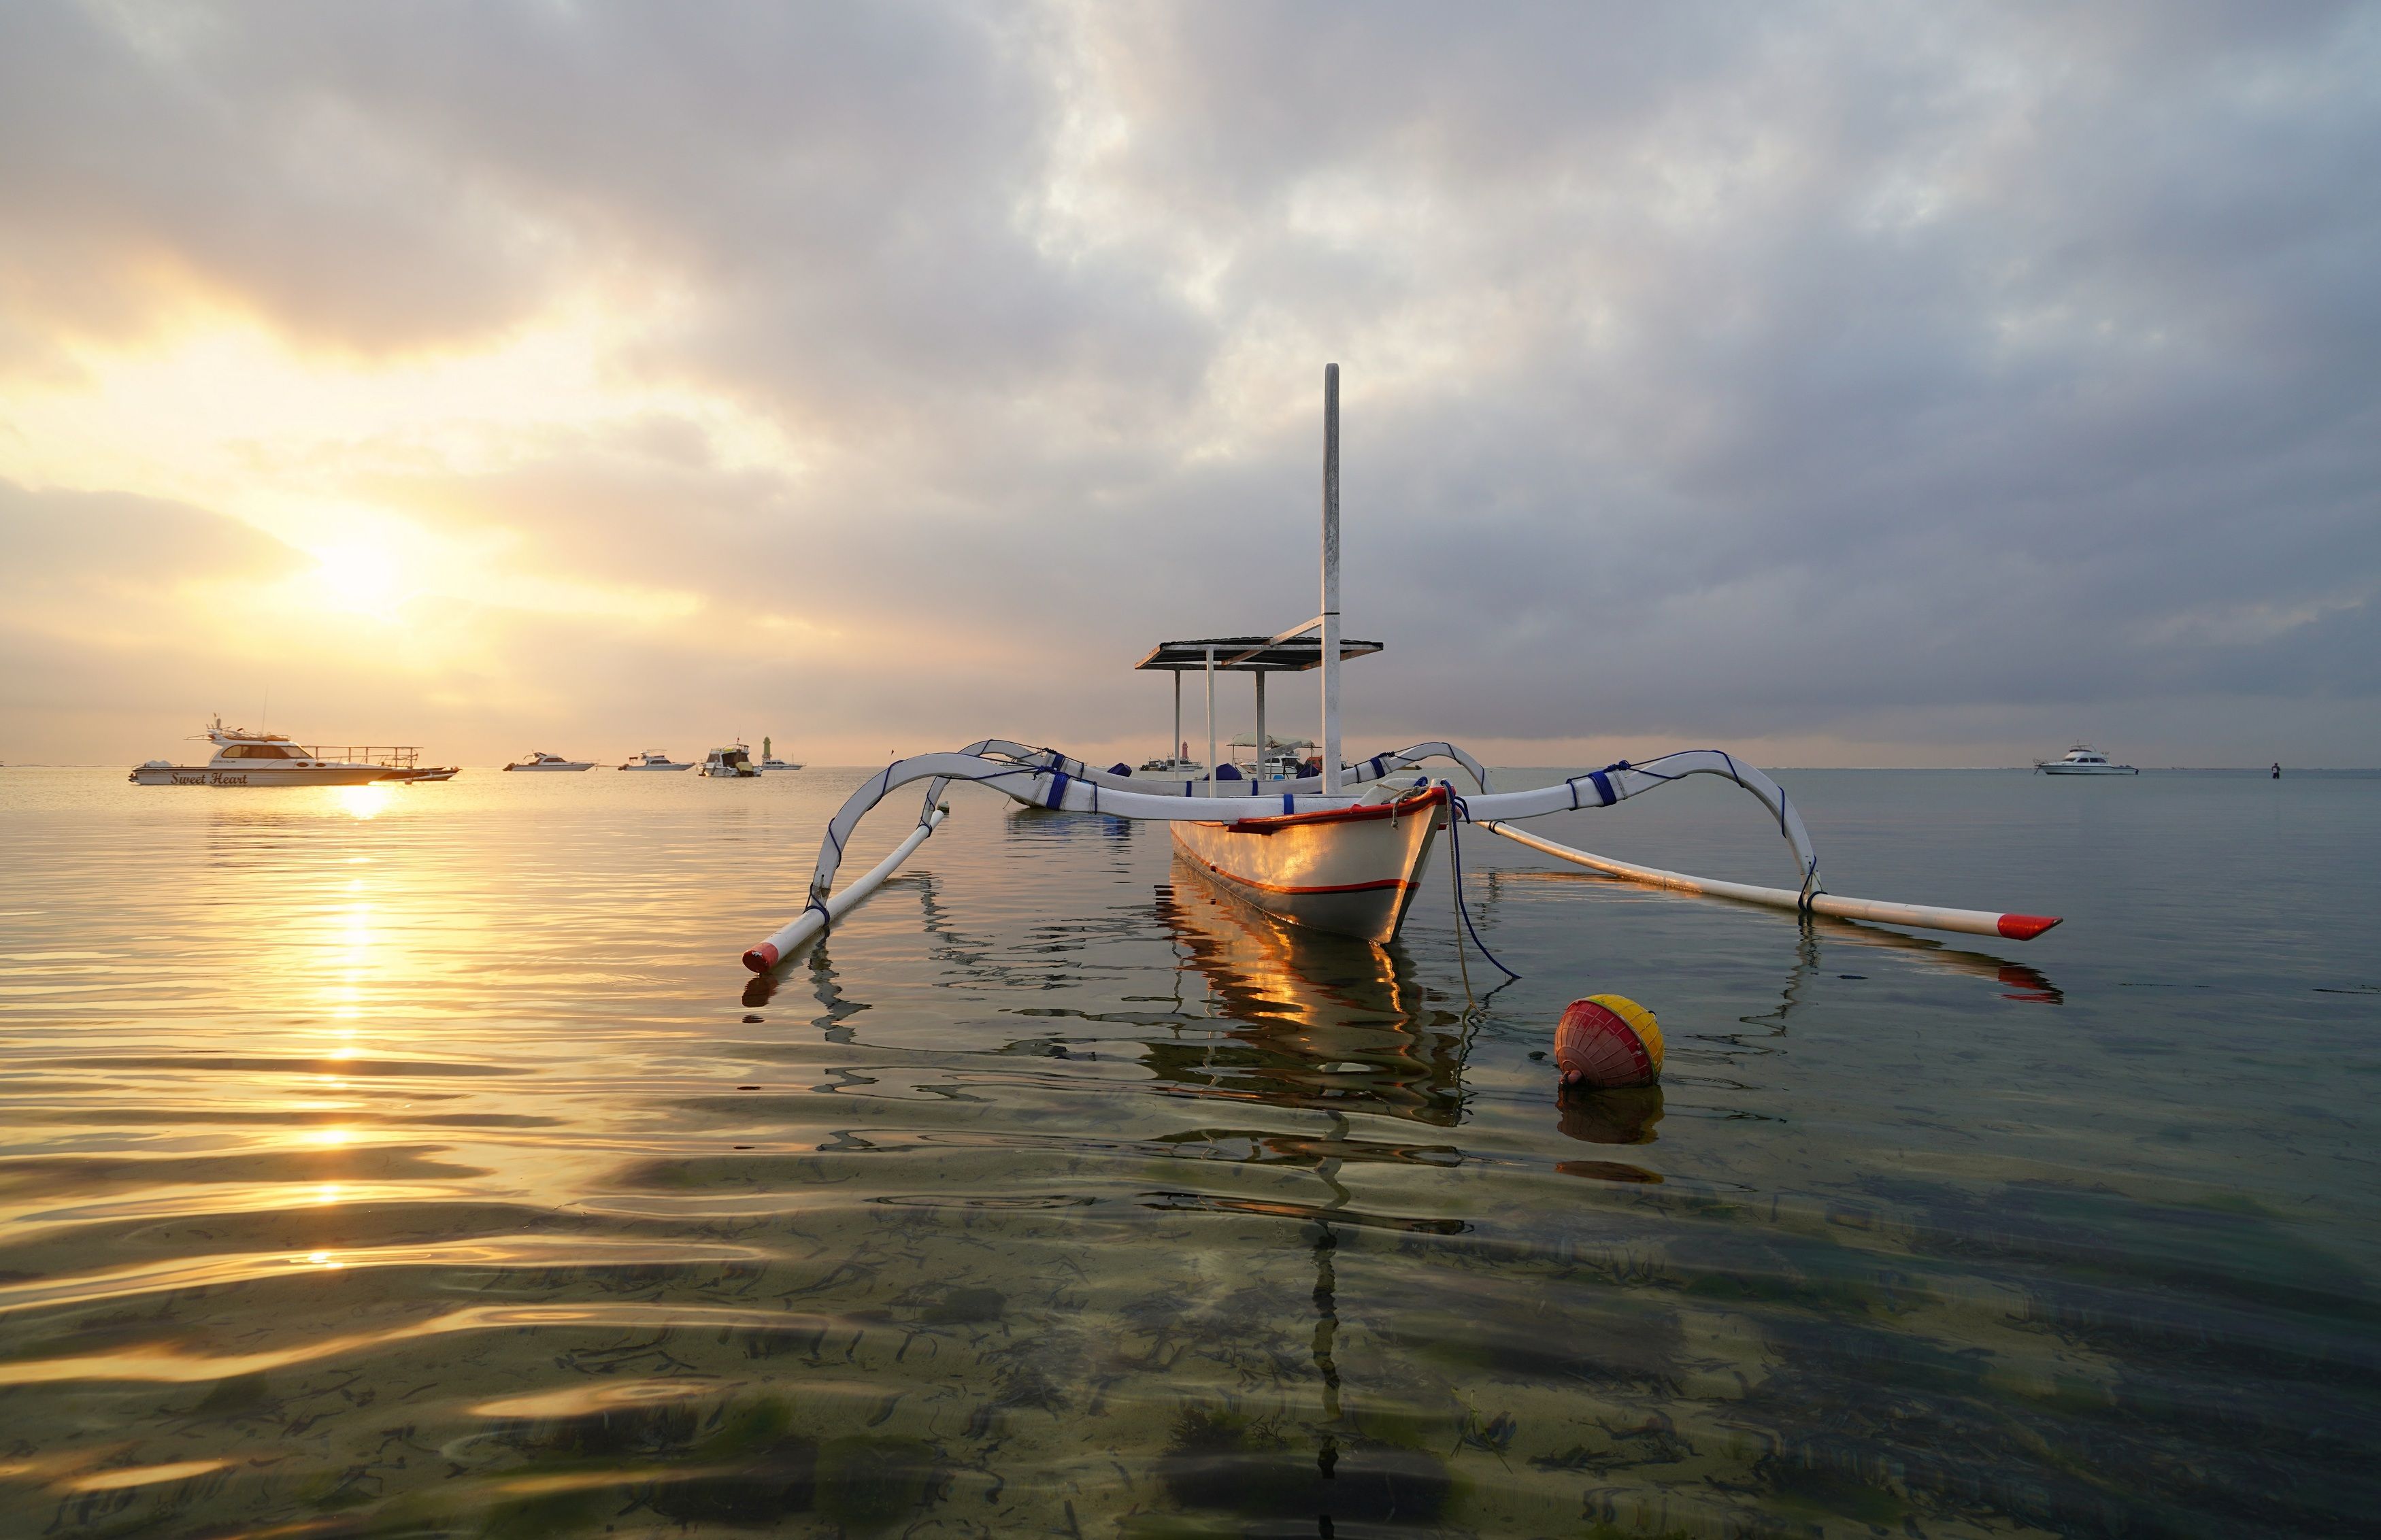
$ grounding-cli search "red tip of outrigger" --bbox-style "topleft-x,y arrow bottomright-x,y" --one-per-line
742,942 -> 780,973
1996,914 -> 2062,941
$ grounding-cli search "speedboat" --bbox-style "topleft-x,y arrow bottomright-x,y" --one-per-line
618,752 -> 691,771
760,757 -> 803,772
130,717 -> 445,786
503,750 -> 593,772
700,742 -> 760,778
2036,745 -> 2137,775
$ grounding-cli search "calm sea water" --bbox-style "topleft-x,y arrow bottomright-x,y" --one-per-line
1,764 -> 2376,1537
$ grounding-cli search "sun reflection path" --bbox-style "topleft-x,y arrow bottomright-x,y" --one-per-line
330,784 -> 393,820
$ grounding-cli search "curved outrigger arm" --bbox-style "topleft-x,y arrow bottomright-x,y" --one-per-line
1454,750 -> 1820,899
748,748 -> 1401,972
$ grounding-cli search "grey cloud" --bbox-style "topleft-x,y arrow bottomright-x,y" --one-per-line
2,2 -> 2378,763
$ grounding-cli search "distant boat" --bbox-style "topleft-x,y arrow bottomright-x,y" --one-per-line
130,716 -> 452,787
758,735 -> 800,771
1229,733 -> 1318,781
1139,740 -> 1203,774
503,750 -> 593,772
2035,745 -> 2138,775
618,752 -> 692,771
700,742 -> 760,778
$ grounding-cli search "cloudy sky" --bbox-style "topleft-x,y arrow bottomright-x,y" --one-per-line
3,1 -> 2376,768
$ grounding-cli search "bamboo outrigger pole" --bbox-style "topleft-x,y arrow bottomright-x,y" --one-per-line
1484,820 -> 2059,941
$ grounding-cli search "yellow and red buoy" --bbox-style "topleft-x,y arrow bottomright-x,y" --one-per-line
1554,994 -> 1663,1089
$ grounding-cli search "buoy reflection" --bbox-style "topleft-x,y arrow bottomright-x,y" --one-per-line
1554,1085 -> 1665,1184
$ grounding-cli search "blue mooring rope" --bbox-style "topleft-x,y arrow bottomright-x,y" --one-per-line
1442,783 -> 1521,982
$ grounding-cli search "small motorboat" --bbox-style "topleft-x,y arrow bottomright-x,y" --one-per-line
503,750 -> 593,772
130,717 -> 439,787
618,752 -> 692,771
758,737 -> 801,772
700,742 -> 760,778
1230,734 -> 1318,781
2036,745 -> 2138,775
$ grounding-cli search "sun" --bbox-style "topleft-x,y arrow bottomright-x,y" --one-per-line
310,542 -> 409,618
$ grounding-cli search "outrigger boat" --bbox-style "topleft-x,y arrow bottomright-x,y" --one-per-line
743,367 -> 2061,973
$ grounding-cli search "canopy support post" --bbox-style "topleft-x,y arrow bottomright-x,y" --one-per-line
1205,646 -> 1217,797
1172,671 -> 1181,769
1254,673 -> 1267,780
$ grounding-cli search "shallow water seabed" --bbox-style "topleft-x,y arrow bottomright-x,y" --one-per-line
0,765 -> 2376,1536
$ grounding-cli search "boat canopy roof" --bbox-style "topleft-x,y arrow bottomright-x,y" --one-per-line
1135,635 -> 1383,673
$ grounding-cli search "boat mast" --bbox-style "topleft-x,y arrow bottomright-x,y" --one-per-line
1320,363 -> 1342,794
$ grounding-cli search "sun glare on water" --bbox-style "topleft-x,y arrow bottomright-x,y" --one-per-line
331,784 -> 393,820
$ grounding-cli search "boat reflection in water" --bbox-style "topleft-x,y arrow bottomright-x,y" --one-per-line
1152,859 -> 1467,1134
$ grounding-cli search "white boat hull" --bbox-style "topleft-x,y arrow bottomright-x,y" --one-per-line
504,763 -> 593,772
131,764 -> 393,787
1169,790 -> 1446,945
2038,763 -> 2137,775
618,763 -> 691,771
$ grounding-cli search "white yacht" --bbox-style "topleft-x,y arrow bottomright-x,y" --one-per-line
130,717 -> 448,786
618,752 -> 692,771
699,742 -> 760,778
503,750 -> 593,772
2036,744 -> 2139,775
